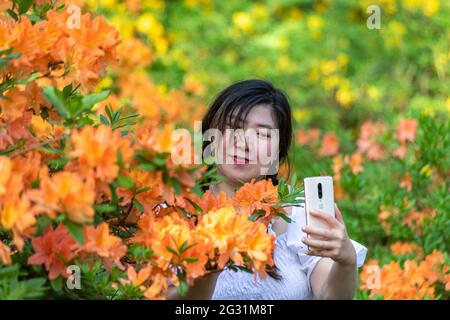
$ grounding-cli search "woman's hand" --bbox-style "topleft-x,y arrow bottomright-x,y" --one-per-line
301,204 -> 356,266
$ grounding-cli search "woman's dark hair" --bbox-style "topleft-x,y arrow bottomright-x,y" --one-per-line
201,79 -> 293,280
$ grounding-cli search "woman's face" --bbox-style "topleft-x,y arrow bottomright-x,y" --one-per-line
215,104 -> 279,185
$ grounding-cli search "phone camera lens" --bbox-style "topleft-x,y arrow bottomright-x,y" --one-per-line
318,183 -> 323,199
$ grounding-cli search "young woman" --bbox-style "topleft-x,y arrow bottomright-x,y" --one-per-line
168,79 -> 367,300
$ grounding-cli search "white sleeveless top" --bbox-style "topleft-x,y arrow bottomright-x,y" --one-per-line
212,205 -> 368,300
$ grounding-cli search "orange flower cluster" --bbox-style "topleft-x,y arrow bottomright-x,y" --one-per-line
0,154 -> 41,251
0,5 -> 120,153
390,241 -> 424,258
393,119 -> 418,159
27,168 -> 95,224
80,223 -> 127,271
1,8 -> 120,92
360,250 -> 449,299
232,178 -> 284,225
132,203 -> 276,292
0,2 -> 291,300
197,206 -> 275,274
27,222 -> 128,280
28,224 -> 78,280
67,125 -> 134,184
378,205 -> 437,236
356,121 -> 387,160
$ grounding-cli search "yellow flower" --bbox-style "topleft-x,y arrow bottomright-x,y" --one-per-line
320,60 -> 339,75
446,97 -> 450,114
137,13 -> 164,38
276,55 -> 294,72
232,12 -> 253,33
98,0 -> 117,9
306,14 -> 323,35
142,0 -> 165,11
110,15 -> 135,40
367,86 -> 380,101
251,3 -> 270,20
420,164 -> 433,177
322,75 -> 341,90
336,82 -> 355,108
293,109 -> 310,122
402,0 -> 422,11
336,53 -> 349,67
422,0 -> 440,16
385,21 -> 406,47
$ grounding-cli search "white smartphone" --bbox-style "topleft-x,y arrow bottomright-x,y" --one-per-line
304,176 -> 335,238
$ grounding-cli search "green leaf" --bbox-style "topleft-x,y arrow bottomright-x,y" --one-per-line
65,221 -> 84,244
18,0 -> 33,15
178,240 -> 198,254
183,257 -> 199,263
136,186 -> 151,194
134,163 -> 155,171
81,90 -> 110,112
171,178 -> 182,195
6,9 -> 18,21
177,272 -> 189,297
43,86 -> 68,118
166,246 -> 179,256
94,203 -> 117,213
50,276 -> 63,292
133,198 -> 144,212
185,198 -> 203,215
100,114 -> 110,125
276,212 -> 292,223
116,175 -> 134,190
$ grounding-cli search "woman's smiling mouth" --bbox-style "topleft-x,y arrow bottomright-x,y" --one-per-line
232,154 -> 250,165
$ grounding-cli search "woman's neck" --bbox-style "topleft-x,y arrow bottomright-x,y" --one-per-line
209,180 -> 239,198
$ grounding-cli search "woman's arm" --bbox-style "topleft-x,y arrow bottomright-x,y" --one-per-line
310,256 -> 357,299
167,272 -> 220,300
301,204 -> 358,299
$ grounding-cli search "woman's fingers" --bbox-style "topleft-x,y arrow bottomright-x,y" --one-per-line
302,226 -> 337,239
306,249 -> 334,257
309,209 -> 342,229
302,237 -> 337,250
309,210 -> 339,228
334,204 -> 345,224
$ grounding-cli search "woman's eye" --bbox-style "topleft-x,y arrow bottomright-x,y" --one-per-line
257,131 -> 271,138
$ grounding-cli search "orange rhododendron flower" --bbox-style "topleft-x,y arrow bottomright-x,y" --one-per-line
357,121 -> 387,160
133,211 -> 209,278
360,250 -> 447,299
0,156 -> 12,196
30,115 -> 65,140
0,242 -> 12,265
28,224 -> 79,280
186,189 -> 230,214
318,132 -> 339,156
27,170 -> 95,224
399,173 -> 413,192
396,119 -> 418,143
119,265 -> 152,289
197,206 -> 275,275
69,125 -> 134,183
296,128 -> 321,146
393,142 -> 408,159
232,178 -> 282,225
345,152 -> 364,174
390,241 -> 423,257
80,223 -> 127,270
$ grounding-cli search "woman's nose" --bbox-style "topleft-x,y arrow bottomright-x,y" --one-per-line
234,130 -> 249,151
